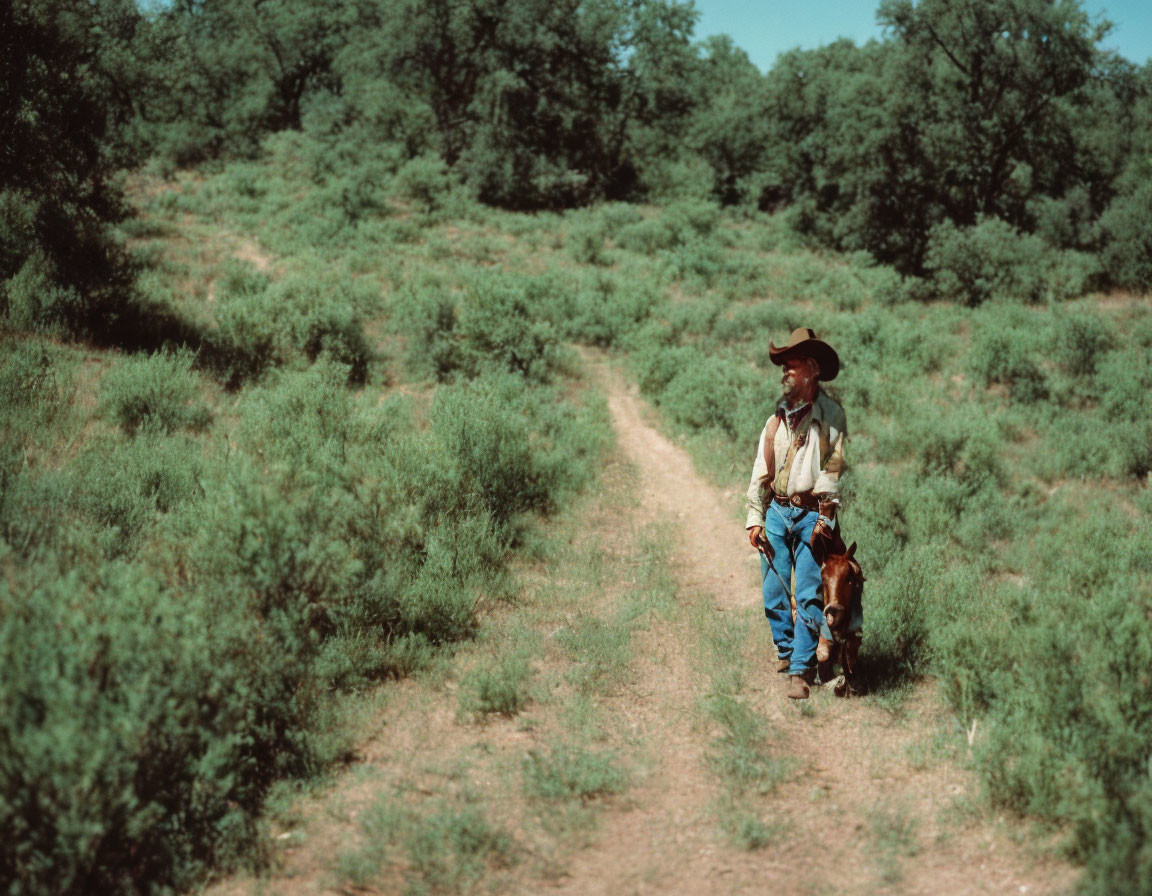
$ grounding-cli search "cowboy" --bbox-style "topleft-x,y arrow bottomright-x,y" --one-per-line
745,328 -> 847,700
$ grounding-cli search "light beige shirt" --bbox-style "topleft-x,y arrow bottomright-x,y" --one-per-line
745,389 -> 847,529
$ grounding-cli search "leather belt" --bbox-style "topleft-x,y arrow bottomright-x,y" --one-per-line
771,490 -> 819,512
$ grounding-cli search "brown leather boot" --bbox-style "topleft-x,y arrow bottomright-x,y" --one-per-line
787,675 -> 810,700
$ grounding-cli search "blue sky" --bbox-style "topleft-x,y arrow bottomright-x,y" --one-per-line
692,1 -> 1152,71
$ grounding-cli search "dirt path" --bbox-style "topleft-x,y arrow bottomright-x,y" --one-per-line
207,357 -> 1076,896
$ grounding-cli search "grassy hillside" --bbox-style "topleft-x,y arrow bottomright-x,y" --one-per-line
3,143 -> 1150,893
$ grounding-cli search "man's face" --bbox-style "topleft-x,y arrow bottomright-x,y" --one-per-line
781,356 -> 817,398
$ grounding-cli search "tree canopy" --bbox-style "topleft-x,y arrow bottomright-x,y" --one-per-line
4,0 -> 1152,327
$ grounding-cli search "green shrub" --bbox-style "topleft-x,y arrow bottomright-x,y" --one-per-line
1097,179 -> 1152,293
400,275 -> 562,383
559,273 -> 656,348
0,339 -> 66,452
0,563 -> 327,896
1,249 -> 85,335
430,375 -> 569,526
596,201 -> 644,233
924,217 -> 1095,305
664,241 -> 728,287
660,296 -> 724,341
0,468 -> 80,566
68,431 -> 204,558
184,360 -> 602,664
616,216 -> 680,254
456,279 -> 561,382
668,199 -> 722,240
1049,311 -> 1113,378
914,412 -> 1006,495
213,266 -> 371,386
212,263 -> 280,385
100,349 -> 212,435
329,168 -> 389,225
615,200 -> 721,256
655,352 -> 764,442
833,308 -> 959,408
627,336 -> 697,397
860,542 -> 947,679
396,275 -> 460,382
1047,248 -> 1103,302
567,214 -> 610,265
522,744 -> 628,802
212,365 -> 494,649
967,316 -> 1049,402
392,153 -> 453,214
773,253 -> 901,311
836,471 -> 904,576
458,652 -> 532,717
952,512 -> 1152,895
710,302 -> 794,346
393,515 -> 505,644
274,276 -> 372,384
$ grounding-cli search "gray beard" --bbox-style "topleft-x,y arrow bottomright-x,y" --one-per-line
781,380 -> 816,410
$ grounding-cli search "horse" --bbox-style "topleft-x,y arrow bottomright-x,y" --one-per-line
810,525 -> 864,696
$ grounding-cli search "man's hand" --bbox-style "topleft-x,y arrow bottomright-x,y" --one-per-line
813,498 -> 837,542
748,526 -> 773,561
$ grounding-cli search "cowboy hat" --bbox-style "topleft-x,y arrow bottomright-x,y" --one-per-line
768,327 -> 840,381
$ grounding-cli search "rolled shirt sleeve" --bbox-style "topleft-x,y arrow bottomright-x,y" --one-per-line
813,427 -> 845,497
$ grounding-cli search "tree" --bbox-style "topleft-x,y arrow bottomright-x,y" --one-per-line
758,0 -> 1111,273
135,0 -> 359,161
758,40 -> 904,245
383,0 -> 699,208
688,36 -> 770,205
0,0 -> 134,334
877,0 -> 1107,227
1095,63 -> 1152,292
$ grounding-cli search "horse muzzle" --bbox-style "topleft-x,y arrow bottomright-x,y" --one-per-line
824,605 -> 847,631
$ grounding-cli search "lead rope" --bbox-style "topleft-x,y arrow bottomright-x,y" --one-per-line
760,545 -> 792,596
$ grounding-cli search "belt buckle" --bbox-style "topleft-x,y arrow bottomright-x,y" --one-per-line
791,494 -> 802,507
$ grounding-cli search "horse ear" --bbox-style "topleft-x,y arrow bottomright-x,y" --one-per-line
847,542 -> 857,559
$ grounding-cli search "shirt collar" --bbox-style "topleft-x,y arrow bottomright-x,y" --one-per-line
777,388 -> 824,426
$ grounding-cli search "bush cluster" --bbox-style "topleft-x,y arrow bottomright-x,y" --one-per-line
924,217 -> 1100,306
99,349 -> 212,435
400,274 -> 563,383
214,267 -> 373,386
1097,178 -> 1152,293
1,350 -> 608,893
934,511 -> 1152,896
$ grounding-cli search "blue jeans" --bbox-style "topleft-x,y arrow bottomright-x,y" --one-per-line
759,503 -> 823,677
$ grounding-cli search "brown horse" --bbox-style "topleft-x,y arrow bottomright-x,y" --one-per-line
811,525 -> 864,696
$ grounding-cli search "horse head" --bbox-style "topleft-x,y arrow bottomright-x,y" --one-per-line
820,541 -> 864,640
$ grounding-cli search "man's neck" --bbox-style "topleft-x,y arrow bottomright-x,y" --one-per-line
783,385 -> 819,412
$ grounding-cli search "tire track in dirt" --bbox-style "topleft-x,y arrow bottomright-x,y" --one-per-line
537,358 -> 790,895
